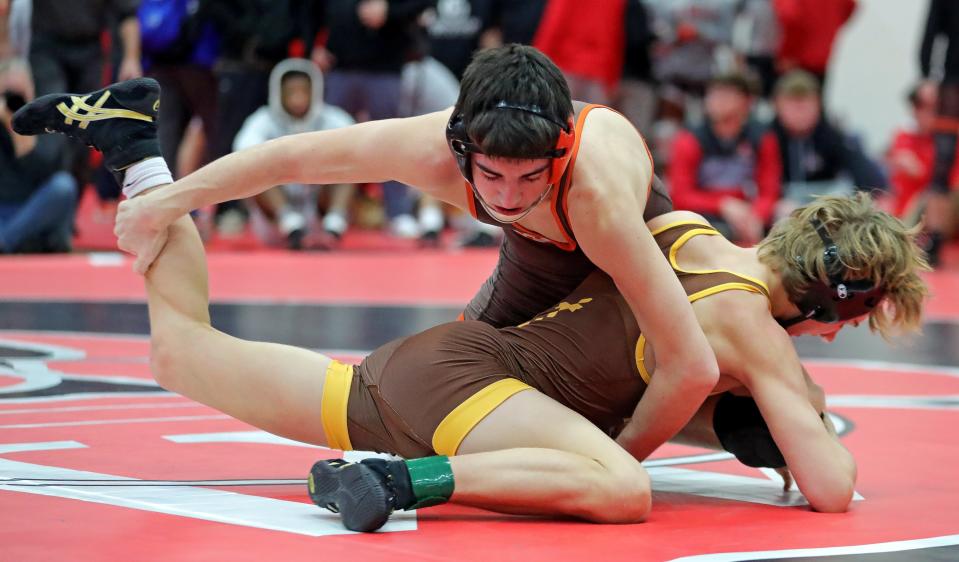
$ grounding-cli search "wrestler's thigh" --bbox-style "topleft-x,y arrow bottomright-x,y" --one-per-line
457,389 -> 638,470
160,324 -> 333,447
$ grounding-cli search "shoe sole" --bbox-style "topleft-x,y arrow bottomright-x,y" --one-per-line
309,461 -> 393,532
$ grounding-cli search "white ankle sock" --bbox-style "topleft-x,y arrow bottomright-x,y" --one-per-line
122,157 -> 173,199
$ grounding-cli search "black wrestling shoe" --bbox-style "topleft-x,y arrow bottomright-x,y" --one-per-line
12,78 -> 161,180
308,459 -> 397,532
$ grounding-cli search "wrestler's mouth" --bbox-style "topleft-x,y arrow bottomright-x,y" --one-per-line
491,205 -> 525,216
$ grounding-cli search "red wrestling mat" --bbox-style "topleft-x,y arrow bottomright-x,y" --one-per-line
0,252 -> 957,319
2,330 -> 958,562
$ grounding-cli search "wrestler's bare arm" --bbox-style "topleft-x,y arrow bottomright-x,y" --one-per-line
150,109 -> 461,224
713,297 -> 857,512
571,109 -> 719,461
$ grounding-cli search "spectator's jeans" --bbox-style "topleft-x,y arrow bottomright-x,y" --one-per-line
326,70 -> 413,219
0,172 -> 78,253
30,35 -> 103,188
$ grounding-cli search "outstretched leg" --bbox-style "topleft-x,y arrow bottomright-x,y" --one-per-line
12,78 -> 336,446
145,214 -> 334,446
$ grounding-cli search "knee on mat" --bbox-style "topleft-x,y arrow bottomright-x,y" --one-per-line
583,465 -> 651,524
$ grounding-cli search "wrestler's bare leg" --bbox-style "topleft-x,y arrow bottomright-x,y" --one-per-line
145,210 -> 333,446
448,389 -> 651,523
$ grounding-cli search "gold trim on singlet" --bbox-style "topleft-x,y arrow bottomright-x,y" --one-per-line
432,378 -> 533,456
654,220 -> 772,297
321,360 -> 354,451
634,222 -> 773,385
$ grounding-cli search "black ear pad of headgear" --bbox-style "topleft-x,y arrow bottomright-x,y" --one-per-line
779,218 -> 885,328
446,112 -> 477,183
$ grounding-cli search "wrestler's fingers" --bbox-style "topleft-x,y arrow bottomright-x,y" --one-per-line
775,466 -> 793,491
132,230 -> 168,275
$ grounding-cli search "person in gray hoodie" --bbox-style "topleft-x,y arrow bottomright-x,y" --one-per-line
233,58 -> 355,249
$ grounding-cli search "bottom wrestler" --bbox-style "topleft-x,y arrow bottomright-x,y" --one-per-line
14,80 -> 929,532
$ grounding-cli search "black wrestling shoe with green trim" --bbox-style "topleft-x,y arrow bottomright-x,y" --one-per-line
11,78 -> 161,179
308,458 -> 398,532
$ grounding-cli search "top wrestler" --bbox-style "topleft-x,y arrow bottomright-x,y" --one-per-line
15,45 -> 719,464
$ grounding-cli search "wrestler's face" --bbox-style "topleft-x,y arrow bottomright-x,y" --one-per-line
470,154 -> 553,219
785,315 -> 867,342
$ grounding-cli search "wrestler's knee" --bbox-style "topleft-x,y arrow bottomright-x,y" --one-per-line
582,461 -> 651,524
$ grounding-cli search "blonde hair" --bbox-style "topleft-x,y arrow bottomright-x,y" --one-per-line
757,193 -> 929,337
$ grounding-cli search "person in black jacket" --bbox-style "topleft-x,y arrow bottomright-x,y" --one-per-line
770,70 -> 887,220
0,59 -> 76,253
311,0 -> 436,238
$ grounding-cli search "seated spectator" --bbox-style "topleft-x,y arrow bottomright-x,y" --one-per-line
668,72 -> 781,244
771,70 -> 887,220
233,58 -> 355,249
887,82 -> 959,219
0,58 -> 77,254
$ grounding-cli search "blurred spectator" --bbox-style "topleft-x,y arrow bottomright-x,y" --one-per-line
919,0 -> 959,266
669,72 -> 780,244
648,0 -> 739,99
315,0 -> 436,239
0,59 -> 77,254
425,0 -> 493,79
770,70 -> 887,220
206,0 -> 309,236
646,0 -> 739,167
733,0 -> 781,98
773,0 -> 855,88
0,1 -> 9,59
29,0 -> 142,190
233,59 -> 355,248
399,55 -> 457,242
483,0 -> 546,47
533,0 -> 626,105
615,0 -> 658,134
139,0 -> 220,179
886,82 -> 959,219
8,0 -> 29,59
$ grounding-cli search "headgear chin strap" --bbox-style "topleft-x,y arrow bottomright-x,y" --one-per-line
446,101 -> 575,224
778,218 -> 885,328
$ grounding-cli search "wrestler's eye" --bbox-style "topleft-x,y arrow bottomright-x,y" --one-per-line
523,174 -> 543,182
481,173 -> 501,181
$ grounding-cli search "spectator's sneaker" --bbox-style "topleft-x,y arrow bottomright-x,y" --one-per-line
390,214 -> 421,239
322,212 -> 348,240
12,78 -> 161,183
308,459 -> 397,532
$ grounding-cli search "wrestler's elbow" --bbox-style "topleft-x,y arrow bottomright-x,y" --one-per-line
807,481 -> 855,513
665,350 -> 720,393
804,462 -> 857,513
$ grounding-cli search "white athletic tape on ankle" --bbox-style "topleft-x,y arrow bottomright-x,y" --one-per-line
122,157 -> 173,199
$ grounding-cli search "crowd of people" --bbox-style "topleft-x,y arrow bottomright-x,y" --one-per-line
0,0 -> 956,264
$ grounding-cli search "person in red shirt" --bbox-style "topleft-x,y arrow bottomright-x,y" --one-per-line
533,0 -> 626,105
887,82 -> 959,218
669,73 -> 781,244
774,0 -> 856,87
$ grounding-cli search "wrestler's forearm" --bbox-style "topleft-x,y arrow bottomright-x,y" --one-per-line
617,372 -> 714,460
152,125 -> 391,223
